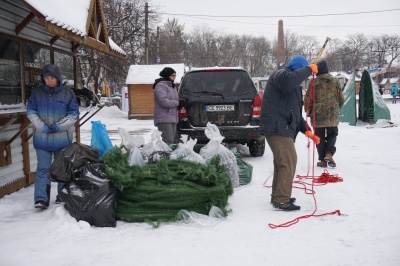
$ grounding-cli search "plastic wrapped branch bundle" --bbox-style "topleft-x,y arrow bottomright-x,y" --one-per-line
200,122 -> 239,187
141,129 -> 172,162
118,127 -> 145,166
170,135 -> 206,164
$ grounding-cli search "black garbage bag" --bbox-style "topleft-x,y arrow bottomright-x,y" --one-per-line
49,142 -> 100,182
59,162 -> 117,227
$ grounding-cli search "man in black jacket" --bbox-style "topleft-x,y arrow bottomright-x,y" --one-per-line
260,55 -> 319,211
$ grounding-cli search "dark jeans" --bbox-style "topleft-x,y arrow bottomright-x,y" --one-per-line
315,127 -> 338,161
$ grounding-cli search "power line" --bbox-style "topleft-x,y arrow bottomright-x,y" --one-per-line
159,8 -> 400,18
169,14 -> 400,28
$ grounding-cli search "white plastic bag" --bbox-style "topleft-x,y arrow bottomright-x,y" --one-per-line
200,122 -> 239,187
141,129 -> 172,162
118,127 -> 145,166
178,206 -> 225,226
170,135 -> 206,164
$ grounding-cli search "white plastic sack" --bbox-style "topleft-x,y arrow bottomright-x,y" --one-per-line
200,122 -> 239,187
118,127 -> 145,166
141,129 -> 172,162
170,135 -> 206,164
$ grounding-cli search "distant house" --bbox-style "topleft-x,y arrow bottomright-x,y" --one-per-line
380,78 -> 399,94
125,64 -> 185,119
332,71 -> 361,93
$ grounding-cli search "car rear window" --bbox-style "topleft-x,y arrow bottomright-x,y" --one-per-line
180,70 -> 255,96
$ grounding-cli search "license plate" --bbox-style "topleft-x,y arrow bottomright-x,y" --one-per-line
206,105 -> 235,112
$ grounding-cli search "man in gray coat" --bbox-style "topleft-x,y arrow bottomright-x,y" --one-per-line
260,55 -> 319,211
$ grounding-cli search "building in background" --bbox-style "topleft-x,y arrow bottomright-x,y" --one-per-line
0,0 -> 125,198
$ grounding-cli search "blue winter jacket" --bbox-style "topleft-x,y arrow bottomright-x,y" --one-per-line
27,65 -> 79,151
392,84 -> 398,96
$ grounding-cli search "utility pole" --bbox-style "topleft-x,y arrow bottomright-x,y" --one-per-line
145,2 -> 149,64
156,26 -> 160,64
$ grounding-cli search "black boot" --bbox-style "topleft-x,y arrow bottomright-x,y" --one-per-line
272,201 -> 301,211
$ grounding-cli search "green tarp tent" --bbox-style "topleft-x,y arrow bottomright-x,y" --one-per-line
339,72 -> 357,126
358,70 -> 391,124
340,70 -> 391,126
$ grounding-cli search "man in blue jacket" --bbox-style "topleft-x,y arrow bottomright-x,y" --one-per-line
260,55 -> 319,211
27,64 -> 79,209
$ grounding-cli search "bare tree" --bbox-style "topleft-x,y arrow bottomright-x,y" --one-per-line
77,0 -> 160,94
298,36 -> 318,62
149,18 -> 185,64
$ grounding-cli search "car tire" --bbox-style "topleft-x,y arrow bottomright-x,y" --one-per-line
248,138 -> 265,157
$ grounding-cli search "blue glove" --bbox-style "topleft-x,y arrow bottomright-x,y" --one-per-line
48,123 -> 59,134
41,124 -> 52,134
42,124 -> 58,134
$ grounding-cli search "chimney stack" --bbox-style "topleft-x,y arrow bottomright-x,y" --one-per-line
277,20 -> 284,68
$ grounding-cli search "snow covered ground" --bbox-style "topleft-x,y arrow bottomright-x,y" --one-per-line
0,100 -> 399,266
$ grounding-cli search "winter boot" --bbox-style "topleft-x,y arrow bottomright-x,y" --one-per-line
317,161 -> 327,167
55,195 -> 63,204
324,152 -> 336,167
34,201 -> 49,209
272,201 -> 301,211
271,197 -> 296,204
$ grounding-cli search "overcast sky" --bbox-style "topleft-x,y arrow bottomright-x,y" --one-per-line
151,0 -> 400,44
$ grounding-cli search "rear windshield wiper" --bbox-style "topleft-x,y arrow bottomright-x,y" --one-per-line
193,91 -> 224,97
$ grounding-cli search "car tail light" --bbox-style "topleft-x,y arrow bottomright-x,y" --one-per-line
178,106 -> 187,119
252,95 -> 262,118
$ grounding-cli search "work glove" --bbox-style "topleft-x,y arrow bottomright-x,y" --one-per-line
305,130 -> 320,144
309,64 -> 318,74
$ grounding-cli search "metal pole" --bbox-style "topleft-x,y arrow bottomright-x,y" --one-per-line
145,2 -> 149,64
156,26 -> 160,64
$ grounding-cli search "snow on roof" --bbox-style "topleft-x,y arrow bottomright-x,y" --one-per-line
337,71 -> 361,81
189,66 -> 243,71
380,78 -> 399,84
25,0 -> 90,37
25,0 -> 125,55
126,64 -> 185,84
0,103 -> 26,113
108,37 -> 126,55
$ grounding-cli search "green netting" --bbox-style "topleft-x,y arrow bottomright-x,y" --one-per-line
359,70 -> 374,123
339,72 -> 357,126
231,148 -> 253,186
102,146 -> 233,227
359,70 -> 391,123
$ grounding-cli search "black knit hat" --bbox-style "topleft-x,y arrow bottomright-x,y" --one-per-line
159,67 -> 176,80
316,60 -> 329,75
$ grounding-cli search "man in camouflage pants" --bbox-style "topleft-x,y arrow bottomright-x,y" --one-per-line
304,60 -> 344,168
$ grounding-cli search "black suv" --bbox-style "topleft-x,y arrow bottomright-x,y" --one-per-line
177,67 -> 265,157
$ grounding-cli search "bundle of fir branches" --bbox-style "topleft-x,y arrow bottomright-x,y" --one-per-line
102,146 -> 233,227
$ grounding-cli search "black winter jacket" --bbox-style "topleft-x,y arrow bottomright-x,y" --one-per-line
259,66 -> 312,140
